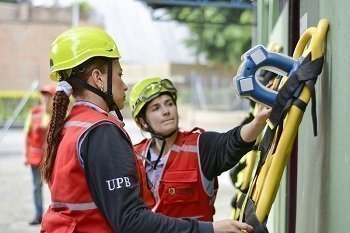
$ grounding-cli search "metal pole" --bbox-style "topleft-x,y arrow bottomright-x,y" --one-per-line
0,80 -> 39,144
72,0 -> 79,27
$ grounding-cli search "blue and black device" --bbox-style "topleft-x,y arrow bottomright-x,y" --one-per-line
233,45 -> 301,107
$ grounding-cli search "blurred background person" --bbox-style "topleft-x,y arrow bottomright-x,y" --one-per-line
24,85 -> 55,225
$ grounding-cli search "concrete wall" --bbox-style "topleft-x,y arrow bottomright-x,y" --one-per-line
0,23 -> 70,90
0,3 -> 72,91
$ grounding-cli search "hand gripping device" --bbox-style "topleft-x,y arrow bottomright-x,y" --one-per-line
233,45 -> 300,107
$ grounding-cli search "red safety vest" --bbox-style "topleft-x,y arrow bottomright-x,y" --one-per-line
134,128 -> 218,221
41,104 -> 153,233
25,106 -> 46,167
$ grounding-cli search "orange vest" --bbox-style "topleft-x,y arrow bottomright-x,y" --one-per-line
25,106 -> 46,167
41,104 -> 152,233
134,128 -> 218,221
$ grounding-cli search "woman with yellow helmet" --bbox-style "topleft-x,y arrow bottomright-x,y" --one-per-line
40,27 -> 253,233
130,77 -> 270,230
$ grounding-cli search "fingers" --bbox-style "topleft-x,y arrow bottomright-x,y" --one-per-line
265,107 -> 272,114
232,221 -> 254,233
213,219 -> 254,233
254,105 -> 271,123
266,81 -> 273,88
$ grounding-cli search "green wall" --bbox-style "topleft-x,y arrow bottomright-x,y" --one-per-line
297,0 -> 350,232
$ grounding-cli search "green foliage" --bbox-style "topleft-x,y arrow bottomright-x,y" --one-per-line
167,7 -> 253,65
79,1 -> 94,18
0,92 -> 40,123
0,0 -> 17,3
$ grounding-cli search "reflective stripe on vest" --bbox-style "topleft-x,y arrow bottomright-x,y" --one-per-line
28,146 -> 42,154
51,201 -> 97,211
31,112 -> 43,119
172,144 -> 198,153
64,121 -> 94,128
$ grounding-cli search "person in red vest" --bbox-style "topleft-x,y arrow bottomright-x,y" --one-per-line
40,26 -> 253,233
129,77 -> 270,224
24,85 -> 55,225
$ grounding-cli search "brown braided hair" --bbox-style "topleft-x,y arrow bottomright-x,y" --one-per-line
41,57 -> 110,182
41,91 -> 70,182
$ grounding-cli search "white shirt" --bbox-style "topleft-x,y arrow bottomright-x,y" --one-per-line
145,147 -> 169,201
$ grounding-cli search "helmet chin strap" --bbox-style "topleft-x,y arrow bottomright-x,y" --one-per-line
70,60 -> 123,121
105,60 -> 123,121
145,119 -> 177,170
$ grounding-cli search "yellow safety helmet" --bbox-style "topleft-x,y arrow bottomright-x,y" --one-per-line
50,27 -> 121,82
129,77 -> 177,125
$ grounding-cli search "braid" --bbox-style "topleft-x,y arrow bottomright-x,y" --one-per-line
41,91 -> 70,182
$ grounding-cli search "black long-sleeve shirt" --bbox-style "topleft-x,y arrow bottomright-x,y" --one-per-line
80,123 -> 212,233
80,123 -> 255,233
198,126 -> 255,180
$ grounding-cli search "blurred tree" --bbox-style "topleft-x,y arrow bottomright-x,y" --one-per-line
79,1 -> 94,19
0,0 -> 17,3
166,7 -> 253,65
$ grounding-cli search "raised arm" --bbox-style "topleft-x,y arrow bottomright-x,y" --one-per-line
240,105 -> 271,143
